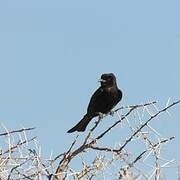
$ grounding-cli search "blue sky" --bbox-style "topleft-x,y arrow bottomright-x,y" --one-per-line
0,0 -> 180,178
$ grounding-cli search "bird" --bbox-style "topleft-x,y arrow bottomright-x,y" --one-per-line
67,73 -> 122,133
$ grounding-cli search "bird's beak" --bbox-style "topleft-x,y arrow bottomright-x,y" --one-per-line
98,78 -> 106,83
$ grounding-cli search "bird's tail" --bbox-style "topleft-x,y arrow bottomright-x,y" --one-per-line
67,114 -> 92,133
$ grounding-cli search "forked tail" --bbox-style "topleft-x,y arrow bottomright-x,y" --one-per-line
67,114 -> 92,133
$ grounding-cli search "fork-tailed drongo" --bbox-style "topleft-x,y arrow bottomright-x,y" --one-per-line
67,73 -> 122,133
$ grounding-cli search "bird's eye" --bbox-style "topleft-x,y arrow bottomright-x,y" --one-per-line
108,76 -> 112,80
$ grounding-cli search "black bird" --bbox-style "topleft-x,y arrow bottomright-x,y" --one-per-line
67,73 -> 122,133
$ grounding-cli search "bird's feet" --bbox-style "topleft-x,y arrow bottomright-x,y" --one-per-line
98,112 -> 104,119
109,110 -> 115,116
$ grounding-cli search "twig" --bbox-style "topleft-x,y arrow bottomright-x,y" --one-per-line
0,127 -> 35,137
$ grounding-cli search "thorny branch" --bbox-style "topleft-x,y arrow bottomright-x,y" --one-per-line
0,100 -> 179,179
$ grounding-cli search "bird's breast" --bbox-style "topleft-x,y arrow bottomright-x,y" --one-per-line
97,89 -> 119,113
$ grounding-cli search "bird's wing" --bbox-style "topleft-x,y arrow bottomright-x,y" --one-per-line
87,87 -> 103,115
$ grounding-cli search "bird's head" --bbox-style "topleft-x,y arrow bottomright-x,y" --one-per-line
99,73 -> 117,88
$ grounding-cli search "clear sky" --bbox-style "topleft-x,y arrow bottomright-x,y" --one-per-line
0,0 -> 180,178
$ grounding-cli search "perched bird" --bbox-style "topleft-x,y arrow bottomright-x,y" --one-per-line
67,73 -> 122,133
